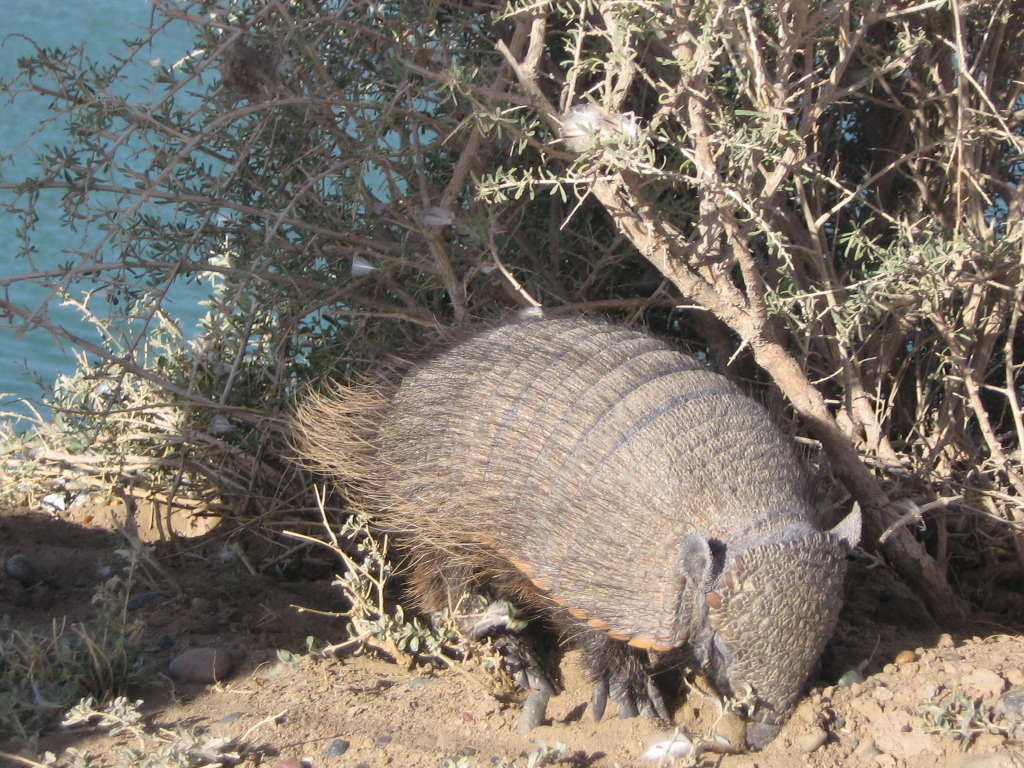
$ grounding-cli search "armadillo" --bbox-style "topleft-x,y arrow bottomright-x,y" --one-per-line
296,316 -> 859,750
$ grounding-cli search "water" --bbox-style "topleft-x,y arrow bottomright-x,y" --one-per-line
0,1 -> 204,422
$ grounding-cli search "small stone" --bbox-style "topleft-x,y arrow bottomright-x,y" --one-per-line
375,735 -> 392,746
325,739 -> 350,758
217,712 -> 245,725
408,677 -> 432,689
996,689 -> 1024,719
838,668 -> 867,687
797,728 -> 828,753
127,591 -> 167,610
894,650 -> 917,665
517,690 -> 550,734
6,554 -> 40,587
169,647 -> 232,683
1006,669 -> 1024,687
155,634 -> 175,650
273,761 -> 305,768
937,633 -> 955,648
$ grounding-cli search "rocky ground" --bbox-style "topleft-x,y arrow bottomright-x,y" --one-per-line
2,499 -> 1024,768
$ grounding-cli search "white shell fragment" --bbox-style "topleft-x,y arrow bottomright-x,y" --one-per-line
351,255 -> 378,276
210,415 -> 233,435
41,493 -> 67,512
558,104 -> 641,151
420,207 -> 454,227
641,733 -> 693,762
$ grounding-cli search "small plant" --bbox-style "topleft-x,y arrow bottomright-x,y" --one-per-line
0,541 -> 161,743
287,490 -> 461,668
917,684 -> 1024,749
286,489 -> 513,685
0,602 -> 147,743
40,696 -> 240,768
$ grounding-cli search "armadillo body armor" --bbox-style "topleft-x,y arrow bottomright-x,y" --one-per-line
301,317 -> 858,749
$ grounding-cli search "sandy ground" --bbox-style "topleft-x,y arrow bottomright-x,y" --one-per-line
2,500 -> 1024,768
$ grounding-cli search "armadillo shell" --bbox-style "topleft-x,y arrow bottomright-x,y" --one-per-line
378,318 -> 813,650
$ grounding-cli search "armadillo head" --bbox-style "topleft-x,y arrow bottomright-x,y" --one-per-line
680,507 -> 860,750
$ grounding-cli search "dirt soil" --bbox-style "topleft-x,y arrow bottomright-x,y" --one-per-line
3,499 -> 1024,768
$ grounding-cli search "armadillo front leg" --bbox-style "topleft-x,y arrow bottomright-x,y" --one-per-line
583,632 -> 669,721
407,549 -> 559,694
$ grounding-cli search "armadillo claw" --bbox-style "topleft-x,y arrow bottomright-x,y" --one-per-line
591,677 -> 609,721
646,676 -> 670,721
590,669 -> 668,721
610,672 -> 640,718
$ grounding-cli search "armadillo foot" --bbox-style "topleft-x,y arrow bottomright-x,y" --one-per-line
451,598 -> 559,694
491,634 -> 559,694
584,633 -> 670,721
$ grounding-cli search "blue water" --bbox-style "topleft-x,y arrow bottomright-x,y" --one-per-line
0,1 -> 204,423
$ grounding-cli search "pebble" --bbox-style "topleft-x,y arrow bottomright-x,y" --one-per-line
838,668 -> 867,687
374,735 -> 392,746
408,678 -> 432,689
273,761 -> 305,768
5,554 -> 40,586
517,690 -> 550,734
325,740 -> 349,757
894,650 -> 918,665
937,633 -> 955,648
797,728 -> 828,753
127,591 -> 167,610
168,647 -> 232,683
996,689 -> 1024,719
155,634 -> 175,650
